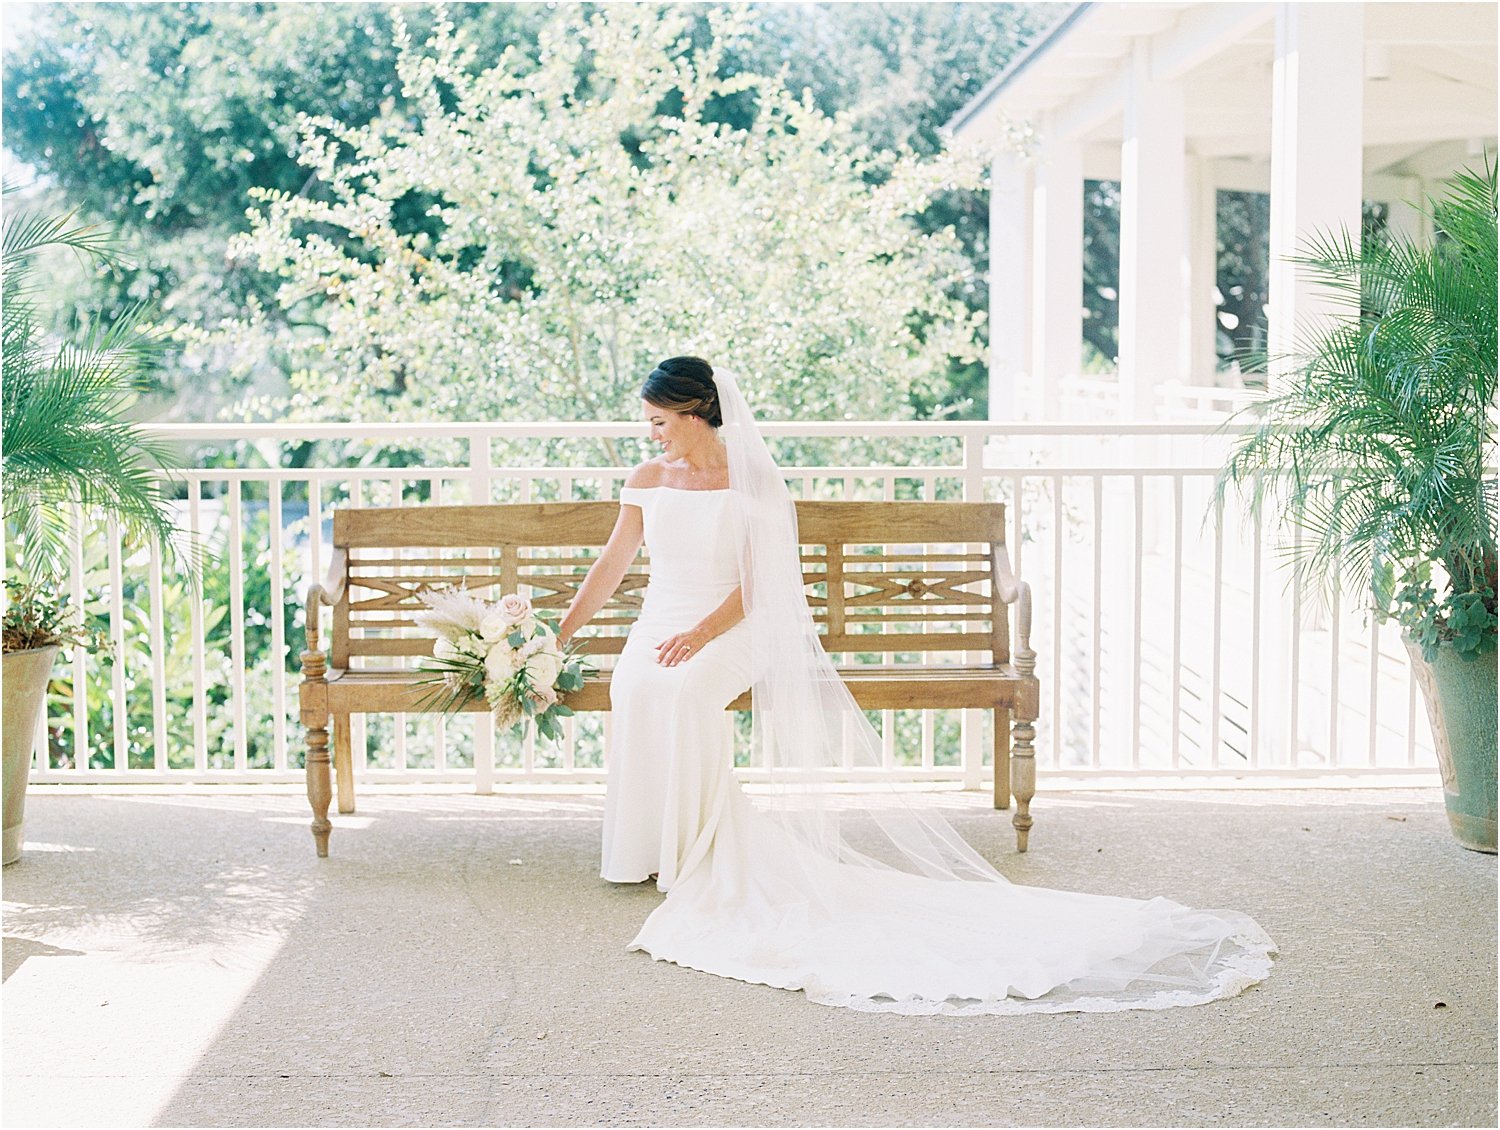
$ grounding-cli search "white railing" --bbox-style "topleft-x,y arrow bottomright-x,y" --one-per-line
1058,373 -> 1267,422
27,420 -> 1438,790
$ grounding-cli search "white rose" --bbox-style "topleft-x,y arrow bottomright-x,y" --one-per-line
454,634 -> 486,660
478,604 -> 512,643
484,644 -> 518,682
527,649 -> 563,690
500,593 -> 532,624
432,637 -> 460,661
517,635 -> 557,661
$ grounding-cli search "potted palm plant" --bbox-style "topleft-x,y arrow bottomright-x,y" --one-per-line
1219,161 -> 1497,852
2,195 -> 184,865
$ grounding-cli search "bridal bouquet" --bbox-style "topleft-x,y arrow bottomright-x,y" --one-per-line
412,587 -> 587,742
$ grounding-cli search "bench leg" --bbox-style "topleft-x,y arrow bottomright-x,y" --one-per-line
306,723 -> 333,858
992,708 -> 1012,810
1011,715 -> 1036,853
334,714 -> 356,815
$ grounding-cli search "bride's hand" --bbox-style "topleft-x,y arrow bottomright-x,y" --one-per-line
656,628 -> 710,667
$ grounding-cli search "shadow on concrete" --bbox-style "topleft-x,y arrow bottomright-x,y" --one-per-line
3,936 -> 85,983
3,788 -> 1495,1127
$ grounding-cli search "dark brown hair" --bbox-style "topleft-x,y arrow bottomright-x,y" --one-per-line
640,356 -> 721,428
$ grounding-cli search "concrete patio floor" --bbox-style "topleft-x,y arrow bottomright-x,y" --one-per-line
2,785 -> 1495,1128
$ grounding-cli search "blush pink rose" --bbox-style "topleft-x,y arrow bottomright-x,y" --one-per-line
500,593 -> 532,624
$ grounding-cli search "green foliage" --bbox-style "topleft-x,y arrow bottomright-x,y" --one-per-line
1081,179 -> 1120,369
216,5 -> 988,427
1,580 -> 99,653
6,2 -> 1049,422
30,502 -> 300,771
1215,189 -> 1272,373
736,2 -> 1056,418
1218,161 -> 1499,660
3,3 -> 552,411
1,194 -> 185,589
2,2 -> 548,234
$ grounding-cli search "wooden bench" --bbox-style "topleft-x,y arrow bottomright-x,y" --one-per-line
299,501 -> 1038,858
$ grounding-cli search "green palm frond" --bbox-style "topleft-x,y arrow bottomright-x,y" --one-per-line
2,204 -> 188,586
1216,159 -> 1498,657
1,207 -> 124,267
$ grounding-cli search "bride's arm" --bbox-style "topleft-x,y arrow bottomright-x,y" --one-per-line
655,587 -> 744,667
556,505 -> 645,646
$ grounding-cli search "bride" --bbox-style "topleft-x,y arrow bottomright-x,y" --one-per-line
557,356 -> 1276,1015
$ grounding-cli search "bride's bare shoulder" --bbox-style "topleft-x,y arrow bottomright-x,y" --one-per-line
624,460 -> 665,490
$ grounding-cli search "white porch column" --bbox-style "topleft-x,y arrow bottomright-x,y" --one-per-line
1030,129 -> 1083,419
988,152 -> 1032,422
1268,1 -> 1366,387
1262,2 -> 1364,768
1119,35 -> 1190,419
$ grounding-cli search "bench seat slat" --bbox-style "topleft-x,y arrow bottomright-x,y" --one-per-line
320,666 -> 1027,715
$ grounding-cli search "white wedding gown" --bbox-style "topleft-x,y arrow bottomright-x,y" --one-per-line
603,485 -> 1276,1015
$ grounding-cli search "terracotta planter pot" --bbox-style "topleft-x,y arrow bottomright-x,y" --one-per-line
1405,636 -> 1498,854
3,645 -> 59,866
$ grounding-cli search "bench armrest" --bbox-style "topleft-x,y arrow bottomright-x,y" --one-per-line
994,545 -> 1035,677
302,548 -> 349,670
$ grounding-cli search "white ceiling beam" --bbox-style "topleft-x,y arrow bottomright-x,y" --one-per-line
1059,33 -> 1132,61
1365,170 -> 1426,201
1402,141 -> 1496,180
1444,45 -> 1498,68
1149,3 -> 1276,82
1051,71 -> 1129,141
1179,86 -> 1273,114
1186,115 -> 1275,140
1365,1 -> 1498,45
1407,52 -> 1500,91
1365,30 -> 1500,46
1101,3 -> 1190,40
1082,142 -> 1123,181
1210,158 -> 1272,193
1366,123 -> 1500,148
1367,79 -> 1500,105
1194,135 -> 1274,160
1364,141 -> 1437,172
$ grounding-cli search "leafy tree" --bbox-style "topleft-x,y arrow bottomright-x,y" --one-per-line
3,2 -> 547,234
3,2 -> 550,413
739,2 -> 1059,415
215,5 -> 988,428
5,2 -> 1051,421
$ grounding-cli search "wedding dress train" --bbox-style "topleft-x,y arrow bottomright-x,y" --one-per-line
603,484 -> 1276,1015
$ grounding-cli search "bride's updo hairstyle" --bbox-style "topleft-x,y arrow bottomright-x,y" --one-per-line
640,356 -> 722,428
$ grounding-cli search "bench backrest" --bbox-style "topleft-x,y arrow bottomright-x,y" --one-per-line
328,501 -> 1010,668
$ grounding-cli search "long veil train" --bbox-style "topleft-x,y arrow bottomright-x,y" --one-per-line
626,367 -> 1276,1014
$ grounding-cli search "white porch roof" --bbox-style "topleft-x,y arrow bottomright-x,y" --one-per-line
947,2 -> 1498,423
951,1 -> 1497,181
